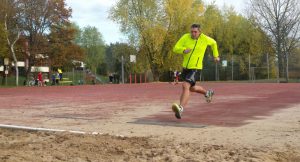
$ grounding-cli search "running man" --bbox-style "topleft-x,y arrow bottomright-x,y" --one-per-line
172,24 -> 220,119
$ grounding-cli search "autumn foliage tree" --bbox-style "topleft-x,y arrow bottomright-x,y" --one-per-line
0,1 -> 9,57
48,24 -> 84,68
18,0 -> 75,78
110,0 -> 275,81
0,23 -> 8,58
0,0 -> 84,85
110,0 -> 205,81
0,22 -> 8,85
202,5 -> 275,80
0,0 -> 23,86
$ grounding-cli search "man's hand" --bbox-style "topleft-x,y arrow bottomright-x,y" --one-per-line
183,48 -> 191,54
214,57 -> 220,63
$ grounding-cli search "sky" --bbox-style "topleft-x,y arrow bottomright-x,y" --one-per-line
204,0 -> 247,13
65,0 -> 247,45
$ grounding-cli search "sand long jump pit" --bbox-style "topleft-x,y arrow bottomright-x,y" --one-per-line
1,83 -> 300,161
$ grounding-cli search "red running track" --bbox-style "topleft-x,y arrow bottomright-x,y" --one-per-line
0,83 -> 299,127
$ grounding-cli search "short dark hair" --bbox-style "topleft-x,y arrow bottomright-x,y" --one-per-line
191,24 -> 201,30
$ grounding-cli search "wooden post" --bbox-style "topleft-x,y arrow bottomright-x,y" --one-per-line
140,74 -> 142,83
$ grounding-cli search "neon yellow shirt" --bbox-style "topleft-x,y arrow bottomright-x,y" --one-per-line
58,69 -> 62,74
173,33 -> 219,69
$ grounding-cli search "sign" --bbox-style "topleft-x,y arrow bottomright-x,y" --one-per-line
130,55 -> 136,63
11,61 -> 25,67
31,66 -> 50,72
222,60 -> 228,67
4,58 -> 9,66
5,70 -> 8,75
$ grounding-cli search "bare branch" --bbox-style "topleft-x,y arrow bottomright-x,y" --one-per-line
250,0 -> 300,80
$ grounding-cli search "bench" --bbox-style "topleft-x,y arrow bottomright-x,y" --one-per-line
59,80 -> 73,85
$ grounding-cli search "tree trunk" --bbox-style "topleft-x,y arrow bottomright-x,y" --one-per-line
285,54 -> 289,82
2,73 -> 5,85
151,64 -> 160,81
11,46 -> 19,86
14,63 -> 19,86
277,49 -> 284,79
10,54 -> 19,86
25,57 -> 33,85
24,38 -> 34,85
5,14 -> 20,86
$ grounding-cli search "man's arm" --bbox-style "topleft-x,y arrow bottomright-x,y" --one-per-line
173,34 -> 187,54
206,36 -> 220,62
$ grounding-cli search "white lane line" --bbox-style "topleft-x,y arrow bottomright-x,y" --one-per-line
0,124 -> 89,134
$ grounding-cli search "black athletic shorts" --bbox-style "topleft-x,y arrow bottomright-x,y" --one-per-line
181,69 -> 200,87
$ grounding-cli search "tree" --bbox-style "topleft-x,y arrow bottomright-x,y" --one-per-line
48,24 -> 84,68
0,1 -> 8,57
249,0 -> 300,82
1,0 -> 84,85
4,15 -> 20,86
18,0 -> 72,79
110,0 -> 279,81
289,47 -> 300,68
0,23 -> 8,57
110,0 -> 205,81
105,42 -> 141,77
0,22 -> 9,85
80,26 -> 105,74
224,11 -> 272,79
0,0 -> 22,86
71,22 -> 82,46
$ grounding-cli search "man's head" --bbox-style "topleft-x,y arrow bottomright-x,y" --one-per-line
190,24 -> 201,39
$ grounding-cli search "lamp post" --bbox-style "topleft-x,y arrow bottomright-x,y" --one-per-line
121,56 -> 124,84
4,58 -> 9,86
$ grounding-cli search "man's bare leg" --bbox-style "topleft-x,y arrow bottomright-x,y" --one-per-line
191,85 -> 214,103
179,82 -> 192,107
180,83 -> 208,107
173,82 -> 213,119
190,85 -> 207,95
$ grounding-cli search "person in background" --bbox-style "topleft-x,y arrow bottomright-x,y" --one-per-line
173,70 -> 180,85
51,72 -> 56,85
38,72 -> 44,87
56,72 -> 60,85
109,73 -> 113,83
58,68 -> 63,81
168,68 -> 173,84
